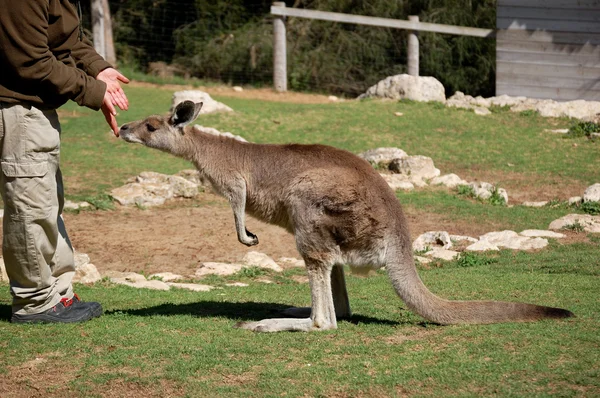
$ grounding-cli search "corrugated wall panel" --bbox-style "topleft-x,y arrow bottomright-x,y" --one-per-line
496,0 -> 600,101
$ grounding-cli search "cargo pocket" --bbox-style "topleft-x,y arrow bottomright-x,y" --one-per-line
1,160 -> 53,219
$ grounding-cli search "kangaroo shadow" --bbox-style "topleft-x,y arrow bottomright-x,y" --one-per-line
108,300 -> 401,327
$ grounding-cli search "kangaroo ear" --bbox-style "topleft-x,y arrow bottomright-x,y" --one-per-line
171,101 -> 203,128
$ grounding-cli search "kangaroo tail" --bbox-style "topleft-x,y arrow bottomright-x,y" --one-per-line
385,248 -> 574,325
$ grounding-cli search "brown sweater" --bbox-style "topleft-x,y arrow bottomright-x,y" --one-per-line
0,0 -> 111,110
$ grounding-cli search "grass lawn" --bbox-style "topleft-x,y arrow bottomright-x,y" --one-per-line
0,82 -> 598,397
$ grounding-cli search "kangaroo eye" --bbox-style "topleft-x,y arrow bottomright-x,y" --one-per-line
146,123 -> 157,132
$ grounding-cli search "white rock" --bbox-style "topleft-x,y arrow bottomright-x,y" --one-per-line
167,282 -> 214,292
544,128 -> 569,134
104,271 -> 147,283
425,248 -> 460,261
195,262 -> 244,277
519,230 -> 566,239
359,147 -> 408,166
232,86 -> 243,92
478,230 -> 548,250
449,235 -> 478,243
358,74 -> 446,103
389,155 -> 441,182
171,90 -> 233,114
413,231 -> 453,252
549,214 -> 600,233
328,95 -> 339,102
568,196 -> 583,205
414,256 -> 432,264
73,263 -> 102,284
430,174 -> 468,188
64,200 -> 91,210
225,282 -> 249,287
522,201 -> 548,208
242,251 -> 283,272
379,174 -> 415,191
465,240 -> 500,252
583,183 -> 600,203
149,272 -> 184,282
474,106 -> 491,116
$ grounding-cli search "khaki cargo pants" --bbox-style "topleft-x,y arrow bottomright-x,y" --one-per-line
0,103 -> 75,315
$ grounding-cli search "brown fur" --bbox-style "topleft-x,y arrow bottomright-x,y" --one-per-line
118,101 -> 574,332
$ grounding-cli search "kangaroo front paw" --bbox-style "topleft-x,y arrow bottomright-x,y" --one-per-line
240,229 -> 259,246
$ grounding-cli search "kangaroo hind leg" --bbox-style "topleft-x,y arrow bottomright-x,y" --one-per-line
281,263 -> 351,319
235,259 -> 337,332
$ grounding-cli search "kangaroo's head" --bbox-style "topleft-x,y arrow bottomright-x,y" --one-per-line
119,101 -> 203,152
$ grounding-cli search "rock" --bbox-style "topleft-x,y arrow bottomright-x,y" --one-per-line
522,201 -> 548,208
425,247 -> 460,261
195,262 -> 244,277
225,282 -> 249,287
568,196 -> 583,205
328,95 -> 339,102
468,182 -> 508,204
167,282 -> 214,292
106,271 -> 171,290
232,86 -> 243,92
242,251 -> 282,272
430,173 -> 468,189
73,263 -> 102,284
192,125 -> 247,142
149,272 -> 184,282
549,214 -> 600,233
478,230 -> 548,250
389,155 -> 440,183
519,230 -> 566,238
414,256 -> 432,264
359,74 -> 446,102
583,183 -> 600,203
474,106 -> 491,116
171,90 -> 233,114
544,128 -> 569,134
379,174 -> 415,191
413,231 -> 453,252
64,200 -> 91,210
449,235 -> 478,243
465,240 -> 500,252
111,171 -> 201,207
358,147 -> 407,167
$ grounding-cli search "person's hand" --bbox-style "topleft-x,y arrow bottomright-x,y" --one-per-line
97,68 -> 130,111
101,92 -> 119,136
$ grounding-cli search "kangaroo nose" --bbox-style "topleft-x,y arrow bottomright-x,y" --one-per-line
120,124 -> 129,131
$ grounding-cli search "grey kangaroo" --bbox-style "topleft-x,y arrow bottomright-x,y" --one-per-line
118,100 -> 573,332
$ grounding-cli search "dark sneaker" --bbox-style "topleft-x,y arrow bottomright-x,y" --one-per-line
11,296 -> 98,324
71,293 -> 103,318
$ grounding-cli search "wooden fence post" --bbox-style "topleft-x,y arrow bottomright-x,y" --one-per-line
273,2 -> 287,92
408,15 -> 419,76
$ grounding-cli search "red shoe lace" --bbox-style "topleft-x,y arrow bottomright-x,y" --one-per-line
60,296 -> 76,308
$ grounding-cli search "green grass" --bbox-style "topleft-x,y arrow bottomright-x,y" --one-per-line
1,82 -> 599,396
54,84 -> 597,200
1,238 -> 598,396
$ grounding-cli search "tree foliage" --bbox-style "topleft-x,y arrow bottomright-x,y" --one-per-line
105,0 -> 496,96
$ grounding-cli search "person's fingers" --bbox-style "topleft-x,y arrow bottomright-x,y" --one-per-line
101,105 -> 119,136
117,73 -> 130,84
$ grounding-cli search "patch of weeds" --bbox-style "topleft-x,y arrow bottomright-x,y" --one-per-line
489,105 -> 511,113
566,121 -> 600,138
562,222 -> 585,233
430,101 -> 446,110
580,201 -> 600,215
546,199 -> 568,209
456,252 -> 496,268
519,109 -> 537,117
488,187 -> 507,206
456,184 -> 476,199
414,246 -> 432,256
84,194 -> 115,210
238,266 -> 267,279
134,202 -> 148,211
